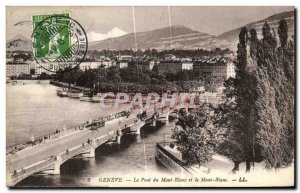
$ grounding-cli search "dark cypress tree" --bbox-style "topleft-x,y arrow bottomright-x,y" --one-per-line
278,18 -> 288,48
215,27 -> 258,172
216,19 -> 294,172
236,26 -> 259,172
248,19 -> 294,168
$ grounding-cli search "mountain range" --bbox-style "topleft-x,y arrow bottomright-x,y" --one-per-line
6,34 -> 31,51
218,11 -> 294,50
6,10 -> 294,52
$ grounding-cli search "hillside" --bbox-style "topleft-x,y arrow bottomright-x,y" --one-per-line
6,34 -> 31,51
89,25 -> 230,51
217,10 -> 295,49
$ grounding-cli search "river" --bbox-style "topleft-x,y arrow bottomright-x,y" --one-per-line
7,82 -> 174,187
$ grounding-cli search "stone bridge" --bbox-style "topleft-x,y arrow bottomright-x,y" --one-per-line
6,107 -> 175,186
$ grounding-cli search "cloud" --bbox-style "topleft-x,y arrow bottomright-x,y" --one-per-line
87,27 -> 127,42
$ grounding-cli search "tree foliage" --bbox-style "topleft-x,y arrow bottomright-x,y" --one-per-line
250,19 -> 294,168
172,104 -> 217,167
216,18 -> 294,171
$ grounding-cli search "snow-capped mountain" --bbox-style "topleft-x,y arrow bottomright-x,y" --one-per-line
87,27 -> 128,42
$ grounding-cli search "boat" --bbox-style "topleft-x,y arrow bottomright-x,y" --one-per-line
92,93 -> 103,103
103,94 -> 128,104
128,93 -> 153,104
92,93 -> 133,104
103,95 -> 117,103
67,90 -> 84,98
56,88 -> 68,97
80,96 -> 93,102
37,80 -> 50,84
6,77 -> 12,83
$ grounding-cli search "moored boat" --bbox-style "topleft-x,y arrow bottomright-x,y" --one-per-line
56,88 -> 68,97
6,77 -> 12,83
91,93 -> 121,104
80,96 -> 93,102
67,90 -> 84,98
92,93 -> 103,103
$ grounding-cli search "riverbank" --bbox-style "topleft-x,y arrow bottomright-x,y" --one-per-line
7,79 -> 50,85
155,142 -> 294,187
50,80 -> 90,92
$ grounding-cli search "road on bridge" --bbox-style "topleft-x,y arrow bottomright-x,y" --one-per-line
6,107 -> 163,174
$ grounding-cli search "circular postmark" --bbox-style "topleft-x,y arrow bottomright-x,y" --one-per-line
32,14 -> 88,73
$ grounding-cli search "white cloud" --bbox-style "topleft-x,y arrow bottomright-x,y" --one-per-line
87,27 -> 127,42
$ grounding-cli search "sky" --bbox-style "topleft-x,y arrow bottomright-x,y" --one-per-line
6,6 -> 294,41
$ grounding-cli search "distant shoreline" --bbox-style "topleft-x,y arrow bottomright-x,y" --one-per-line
6,79 -> 50,84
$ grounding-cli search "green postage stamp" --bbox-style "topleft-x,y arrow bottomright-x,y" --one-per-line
31,13 -> 87,72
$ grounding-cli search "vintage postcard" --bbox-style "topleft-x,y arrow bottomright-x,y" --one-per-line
6,6 -> 295,188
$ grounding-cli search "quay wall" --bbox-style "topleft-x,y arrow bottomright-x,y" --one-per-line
155,143 -> 190,174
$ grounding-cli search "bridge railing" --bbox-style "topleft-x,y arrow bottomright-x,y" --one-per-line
10,156 -> 56,184
10,143 -> 93,185
94,134 -> 112,146
61,143 -> 92,161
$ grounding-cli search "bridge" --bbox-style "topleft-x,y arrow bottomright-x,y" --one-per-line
6,106 -> 176,187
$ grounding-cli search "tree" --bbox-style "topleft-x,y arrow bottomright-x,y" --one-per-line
166,72 -> 176,82
217,19 -> 294,172
111,74 -> 121,84
172,104 -> 216,167
151,49 -> 158,57
216,27 -> 258,172
250,19 -> 294,168
278,18 -> 288,48
214,90 -> 245,173
152,64 -> 159,74
175,71 -> 189,81
39,72 -> 50,80
142,74 -> 151,84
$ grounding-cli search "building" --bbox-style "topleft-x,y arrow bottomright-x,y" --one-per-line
193,57 -> 232,85
80,62 -> 106,71
226,60 -> 235,79
116,60 -> 128,69
116,55 -> 133,61
157,60 -> 182,73
128,59 -> 156,71
181,58 -> 193,70
6,57 -> 14,63
211,60 -> 227,85
6,63 -> 30,77
193,59 -> 213,77
35,63 -> 61,75
164,54 -> 177,60
27,61 -> 37,75
158,59 -> 193,73
101,59 -> 112,68
79,59 -> 113,71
